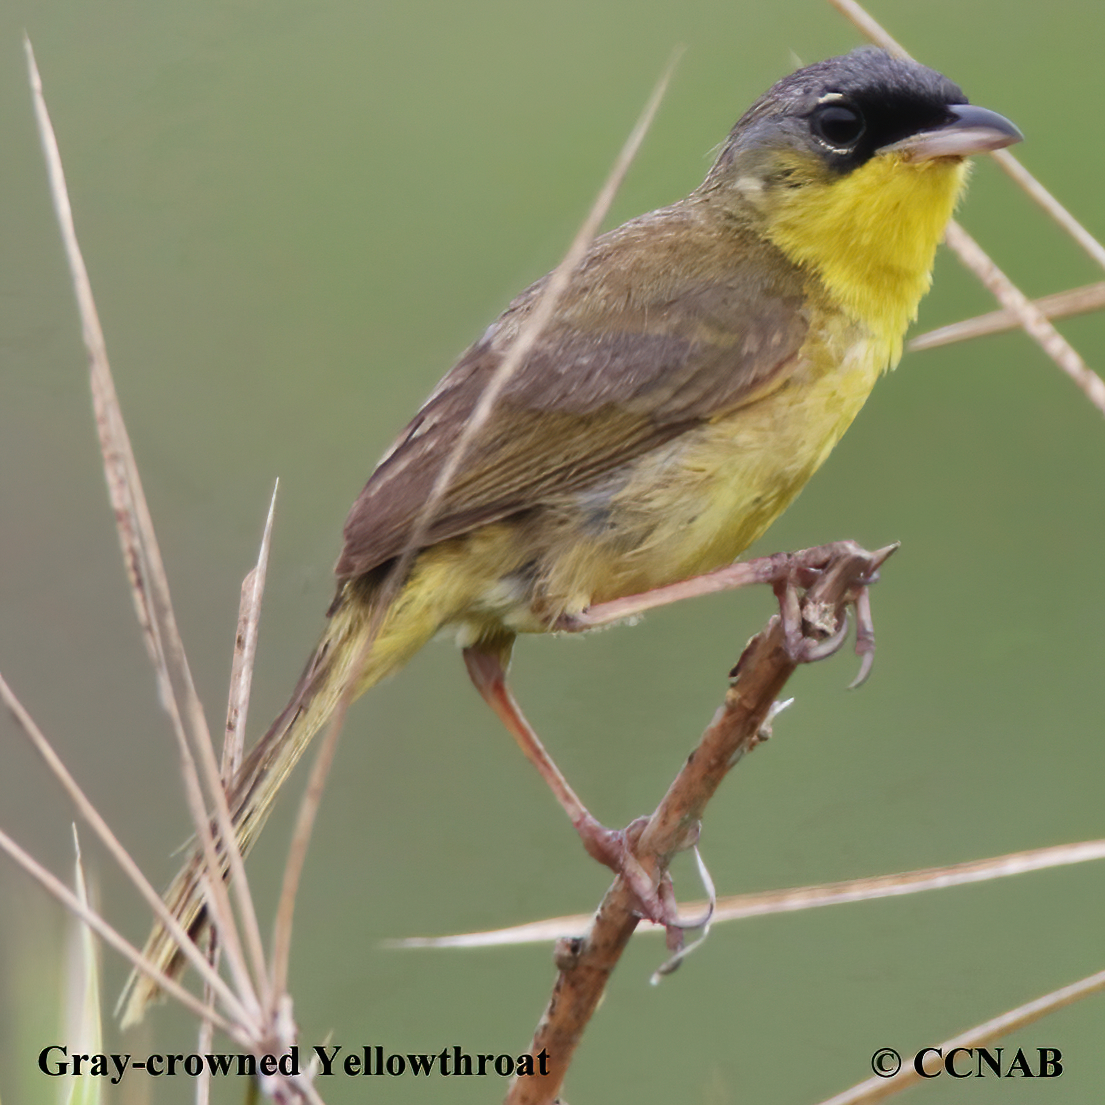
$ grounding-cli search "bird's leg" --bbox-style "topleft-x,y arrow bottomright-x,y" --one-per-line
462,642 -> 672,925
557,540 -> 898,684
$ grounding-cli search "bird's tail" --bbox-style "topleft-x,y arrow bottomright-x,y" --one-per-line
119,566 -> 456,1027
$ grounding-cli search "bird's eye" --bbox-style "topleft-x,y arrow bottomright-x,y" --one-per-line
811,103 -> 866,149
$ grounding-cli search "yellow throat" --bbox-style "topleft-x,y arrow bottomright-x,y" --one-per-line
765,151 -> 970,361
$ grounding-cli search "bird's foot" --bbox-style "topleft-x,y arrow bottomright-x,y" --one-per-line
574,813 -> 702,935
556,539 -> 897,686
768,540 -> 899,687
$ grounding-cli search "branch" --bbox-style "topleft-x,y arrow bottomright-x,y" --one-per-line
506,542 -> 891,1105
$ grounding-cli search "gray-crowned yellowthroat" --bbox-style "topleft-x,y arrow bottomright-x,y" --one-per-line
123,47 -> 1021,1023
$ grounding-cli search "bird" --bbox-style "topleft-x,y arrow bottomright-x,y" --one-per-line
122,46 -> 1021,1024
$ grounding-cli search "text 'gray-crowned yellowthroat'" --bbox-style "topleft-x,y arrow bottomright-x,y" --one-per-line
123,46 -> 1021,1023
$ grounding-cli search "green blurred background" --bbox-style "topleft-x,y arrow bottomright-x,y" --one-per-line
1,0 -> 1102,1101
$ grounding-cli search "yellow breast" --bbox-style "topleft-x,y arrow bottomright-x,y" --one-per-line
542,314 -> 889,607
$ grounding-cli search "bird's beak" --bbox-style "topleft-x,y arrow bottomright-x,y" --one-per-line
882,104 -> 1024,161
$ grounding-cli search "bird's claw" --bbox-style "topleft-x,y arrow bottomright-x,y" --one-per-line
772,541 -> 897,686
848,583 -> 877,688
574,814 -> 701,939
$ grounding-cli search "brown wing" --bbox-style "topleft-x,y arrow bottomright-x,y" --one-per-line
335,201 -> 809,581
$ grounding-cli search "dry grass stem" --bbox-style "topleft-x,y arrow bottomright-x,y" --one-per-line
0,822 -> 237,1035
943,221 -> 1105,414
196,486 -> 278,1102
392,838 -> 1105,948
197,1004 -> 215,1105
825,0 -> 903,52
0,668 -> 247,1022
268,682 -> 345,998
266,48 -> 683,1002
224,482 -> 279,781
910,281 -> 1105,351
65,826 -> 103,1090
989,147 -> 1105,274
505,544 -> 891,1105
679,837 -> 1105,921
24,33 -> 289,1049
815,967 -> 1105,1105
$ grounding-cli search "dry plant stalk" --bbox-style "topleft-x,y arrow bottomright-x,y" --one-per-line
16,38 -> 323,1103
943,221 -> 1105,412
815,967 -> 1105,1105
911,281 -> 1105,351
0,806 -> 235,1034
199,481 -> 280,1105
505,544 -> 893,1105
397,838 -> 1105,948
224,483 -> 279,783
25,34 -> 268,1016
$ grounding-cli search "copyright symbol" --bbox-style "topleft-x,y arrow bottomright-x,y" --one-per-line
871,1048 -> 901,1077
